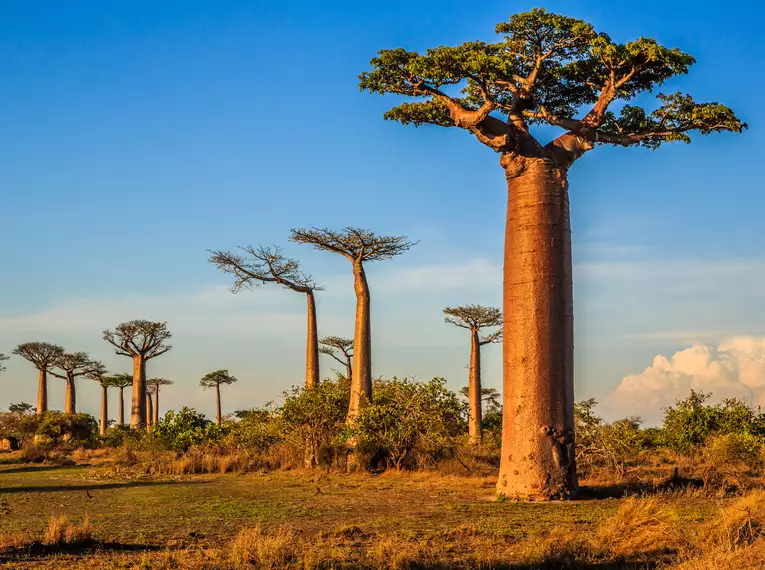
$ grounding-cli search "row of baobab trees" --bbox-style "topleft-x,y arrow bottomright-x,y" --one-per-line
2,227 -> 503,446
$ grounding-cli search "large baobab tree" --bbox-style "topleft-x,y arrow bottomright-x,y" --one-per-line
209,246 -> 321,388
103,320 -> 172,429
291,228 -> 414,421
360,9 -> 745,499
319,336 -> 354,381
12,342 -> 65,415
50,352 -> 103,414
199,370 -> 237,426
87,366 -> 112,436
146,378 -> 173,424
444,305 -> 502,444
110,373 -> 133,425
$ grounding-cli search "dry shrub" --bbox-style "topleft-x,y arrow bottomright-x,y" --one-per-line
367,536 -> 433,570
516,533 -> 596,566
596,497 -> 685,556
0,532 -> 28,550
229,525 -> 299,569
43,515 -> 92,545
704,490 -> 765,549
669,538 -> 765,570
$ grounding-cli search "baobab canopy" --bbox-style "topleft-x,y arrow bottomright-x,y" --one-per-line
359,9 -> 745,154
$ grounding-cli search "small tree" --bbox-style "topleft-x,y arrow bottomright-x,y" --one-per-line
210,245 -> 322,388
109,373 -> 133,426
291,227 -> 414,422
50,352 -> 103,414
445,305 -> 502,443
360,8 -> 745,499
13,342 -> 65,415
319,336 -> 354,381
87,365 -> 112,436
200,370 -> 238,426
146,378 -> 173,425
103,320 -> 172,429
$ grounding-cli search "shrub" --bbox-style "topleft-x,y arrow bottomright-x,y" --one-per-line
351,377 -> 465,470
229,525 -> 299,568
152,408 -> 228,451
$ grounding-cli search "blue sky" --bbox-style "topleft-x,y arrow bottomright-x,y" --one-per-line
1,1 -> 763,422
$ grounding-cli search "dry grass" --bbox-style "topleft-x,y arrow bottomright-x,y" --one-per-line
43,515 -> 92,545
229,525 -> 299,569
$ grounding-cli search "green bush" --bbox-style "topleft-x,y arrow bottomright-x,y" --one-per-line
153,408 -> 228,451
36,412 -> 98,448
350,377 -> 465,470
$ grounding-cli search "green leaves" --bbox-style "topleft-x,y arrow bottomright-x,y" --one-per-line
384,100 -> 454,127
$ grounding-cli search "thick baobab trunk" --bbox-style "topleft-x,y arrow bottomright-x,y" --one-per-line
348,261 -> 372,421
118,388 -> 125,425
100,385 -> 108,436
215,384 -> 222,427
37,369 -> 48,415
468,329 -> 482,444
146,392 -> 154,429
64,373 -> 76,414
131,355 -> 147,429
305,291 -> 320,389
497,158 -> 576,500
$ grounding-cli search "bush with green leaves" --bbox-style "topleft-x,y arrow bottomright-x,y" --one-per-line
35,412 -> 98,448
658,391 -> 765,455
227,405 -> 284,453
350,377 -> 465,470
152,407 -> 228,451
0,404 -> 39,447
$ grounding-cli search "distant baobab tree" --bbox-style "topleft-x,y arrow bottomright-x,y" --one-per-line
12,342 -> 65,414
459,387 -> 501,414
50,352 -> 104,414
200,370 -> 237,426
360,9 -> 745,498
103,320 -> 172,429
444,305 -> 502,443
0,354 -> 8,374
291,227 -> 414,422
146,378 -> 173,424
319,336 -> 353,381
209,245 -> 322,388
87,366 -> 112,436
109,373 -> 133,425
145,387 -> 155,429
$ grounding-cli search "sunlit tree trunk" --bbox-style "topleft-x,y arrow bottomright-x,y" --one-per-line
306,291 -> 320,388
100,385 -> 108,436
215,384 -> 222,426
348,261 -> 372,420
118,387 -> 125,425
497,158 -> 576,500
37,370 -> 48,415
131,355 -> 147,429
146,391 -> 154,430
468,329 -> 482,444
64,372 -> 76,414
154,387 -> 160,424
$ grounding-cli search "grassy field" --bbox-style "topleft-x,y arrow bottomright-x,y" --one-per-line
0,458 -> 759,569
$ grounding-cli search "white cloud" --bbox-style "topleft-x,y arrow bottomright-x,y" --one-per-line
604,337 -> 765,425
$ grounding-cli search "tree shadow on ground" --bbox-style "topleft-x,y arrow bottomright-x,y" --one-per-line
0,479 -> 211,494
0,464 -> 80,475
0,539 -> 166,562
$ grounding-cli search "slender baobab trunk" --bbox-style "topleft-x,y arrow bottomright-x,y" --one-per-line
64,373 -> 76,414
348,261 -> 372,421
306,291 -> 320,388
37,369 -> 48,415
100,385 -> 108,436
215,384 -> 222,427
154,387 -> 160,424
468,329 -> 482,444
497,158 -> 576,500
146,392 -> 154,429
118,387 -> 125,425
131,355 -> 147,429
345,358 -> 352,384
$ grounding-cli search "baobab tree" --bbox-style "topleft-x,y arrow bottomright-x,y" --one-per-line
110,373 -> 133,425
103,320 -> 172,429
199,370 -> 237,426
444,305 -> 502,444
146,378 -> 173,424
12,342 -> 65,414
360,9 -> 745,499
145,387 -> 154,429
87,366 -> 113,436
291,228 -> 414,421
0,354 -> 8,374
50,352 -> 103,414
319,336 -> 353,381
209,246 -> 321,388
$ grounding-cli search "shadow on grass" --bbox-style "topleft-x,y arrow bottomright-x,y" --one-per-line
0,539 -> 166,562
0,464 -> 82,475
0,479 -> 211,494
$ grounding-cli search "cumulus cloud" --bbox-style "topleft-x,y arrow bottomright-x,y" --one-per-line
604,337 -> 765,425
